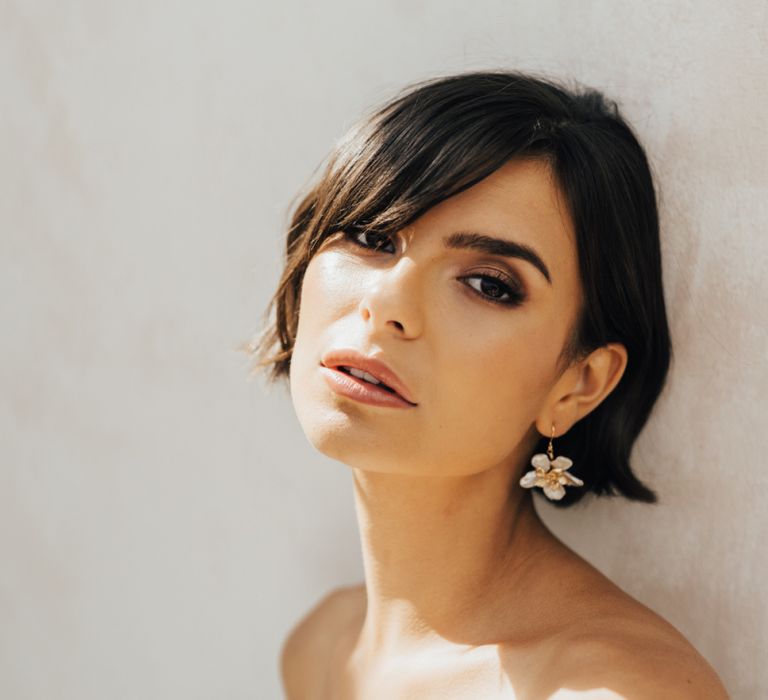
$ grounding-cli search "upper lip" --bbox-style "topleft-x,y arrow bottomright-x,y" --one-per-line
321,349 -> 417,405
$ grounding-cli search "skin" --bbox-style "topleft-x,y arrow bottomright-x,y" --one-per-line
283,158 -> 730,699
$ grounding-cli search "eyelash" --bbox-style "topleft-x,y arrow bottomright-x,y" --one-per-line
341,229 -> 526,308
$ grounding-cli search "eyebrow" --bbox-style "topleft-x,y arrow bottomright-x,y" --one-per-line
443,231 -> 552,285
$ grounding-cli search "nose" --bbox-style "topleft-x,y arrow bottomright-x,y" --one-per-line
357,257 -> 424,339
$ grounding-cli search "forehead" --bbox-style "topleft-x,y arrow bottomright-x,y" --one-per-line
416,158 -> 573,245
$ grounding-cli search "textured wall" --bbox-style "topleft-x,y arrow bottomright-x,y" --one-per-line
1,1 -> 765,698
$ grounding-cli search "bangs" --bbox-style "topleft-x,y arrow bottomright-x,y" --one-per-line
308,72 -> 557,248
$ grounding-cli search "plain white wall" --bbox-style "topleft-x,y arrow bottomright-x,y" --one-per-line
1,1 -> 766,698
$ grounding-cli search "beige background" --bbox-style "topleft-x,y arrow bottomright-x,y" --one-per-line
1,1 -> 766,698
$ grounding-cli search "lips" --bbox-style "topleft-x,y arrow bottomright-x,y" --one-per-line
320,349 -> 417,405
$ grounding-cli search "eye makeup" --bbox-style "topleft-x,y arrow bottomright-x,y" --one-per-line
341,229 -> 527,308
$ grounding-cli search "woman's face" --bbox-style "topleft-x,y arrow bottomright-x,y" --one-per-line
289,158 -> 583,477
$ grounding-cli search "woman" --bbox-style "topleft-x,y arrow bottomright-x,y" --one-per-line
248,70 -> 729,699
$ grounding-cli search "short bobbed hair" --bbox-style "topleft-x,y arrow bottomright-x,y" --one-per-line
246,69 -> 672,509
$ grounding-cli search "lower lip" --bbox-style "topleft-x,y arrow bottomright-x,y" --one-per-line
319,365 -> 416,409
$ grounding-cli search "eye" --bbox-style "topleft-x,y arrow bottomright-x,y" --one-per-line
342,229 -> 526,308
460,271 -> 526,308
343,229 -> 397,254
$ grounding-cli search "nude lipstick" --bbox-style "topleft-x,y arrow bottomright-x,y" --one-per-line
319,365 -> 417,409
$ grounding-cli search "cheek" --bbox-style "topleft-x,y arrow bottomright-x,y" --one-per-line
289,260 -> 327,406
311,252 -> 357,299
454,314 -> 558,406
292,255 -> 347,357
423,320 -> 559,472
289,255 -> 364,451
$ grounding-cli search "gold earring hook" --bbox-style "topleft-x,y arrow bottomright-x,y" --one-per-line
547,423 -> 555,461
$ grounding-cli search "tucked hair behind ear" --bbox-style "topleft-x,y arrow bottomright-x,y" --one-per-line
244,69 -> 672,509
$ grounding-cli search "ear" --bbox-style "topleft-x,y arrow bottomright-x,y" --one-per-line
538,343 -> 628,436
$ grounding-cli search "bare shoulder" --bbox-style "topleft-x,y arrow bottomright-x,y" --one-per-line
492,542 -> 731,700
279,584 -> 365,700
519,600 -> 730,699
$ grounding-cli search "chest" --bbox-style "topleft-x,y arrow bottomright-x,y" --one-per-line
315,627 -> 550,700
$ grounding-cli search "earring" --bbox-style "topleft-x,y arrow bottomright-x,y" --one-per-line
519,424 -> 584,501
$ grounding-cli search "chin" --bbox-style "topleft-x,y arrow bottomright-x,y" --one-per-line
296,408 -> 420,474
289,361 -> 424,470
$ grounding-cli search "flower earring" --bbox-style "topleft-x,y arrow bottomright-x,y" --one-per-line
519,424 -> 584,501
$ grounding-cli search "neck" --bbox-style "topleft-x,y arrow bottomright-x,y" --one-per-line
349,447 -> 562,663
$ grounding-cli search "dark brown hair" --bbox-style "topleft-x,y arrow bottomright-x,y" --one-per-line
244,69 -> 672,508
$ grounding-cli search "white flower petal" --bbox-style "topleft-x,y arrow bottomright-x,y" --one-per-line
543,484 -> 566,500
531,453 -> 551,472
551,456 -> 573,470
519,471 -> 538,488
560,472 -> 584,486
